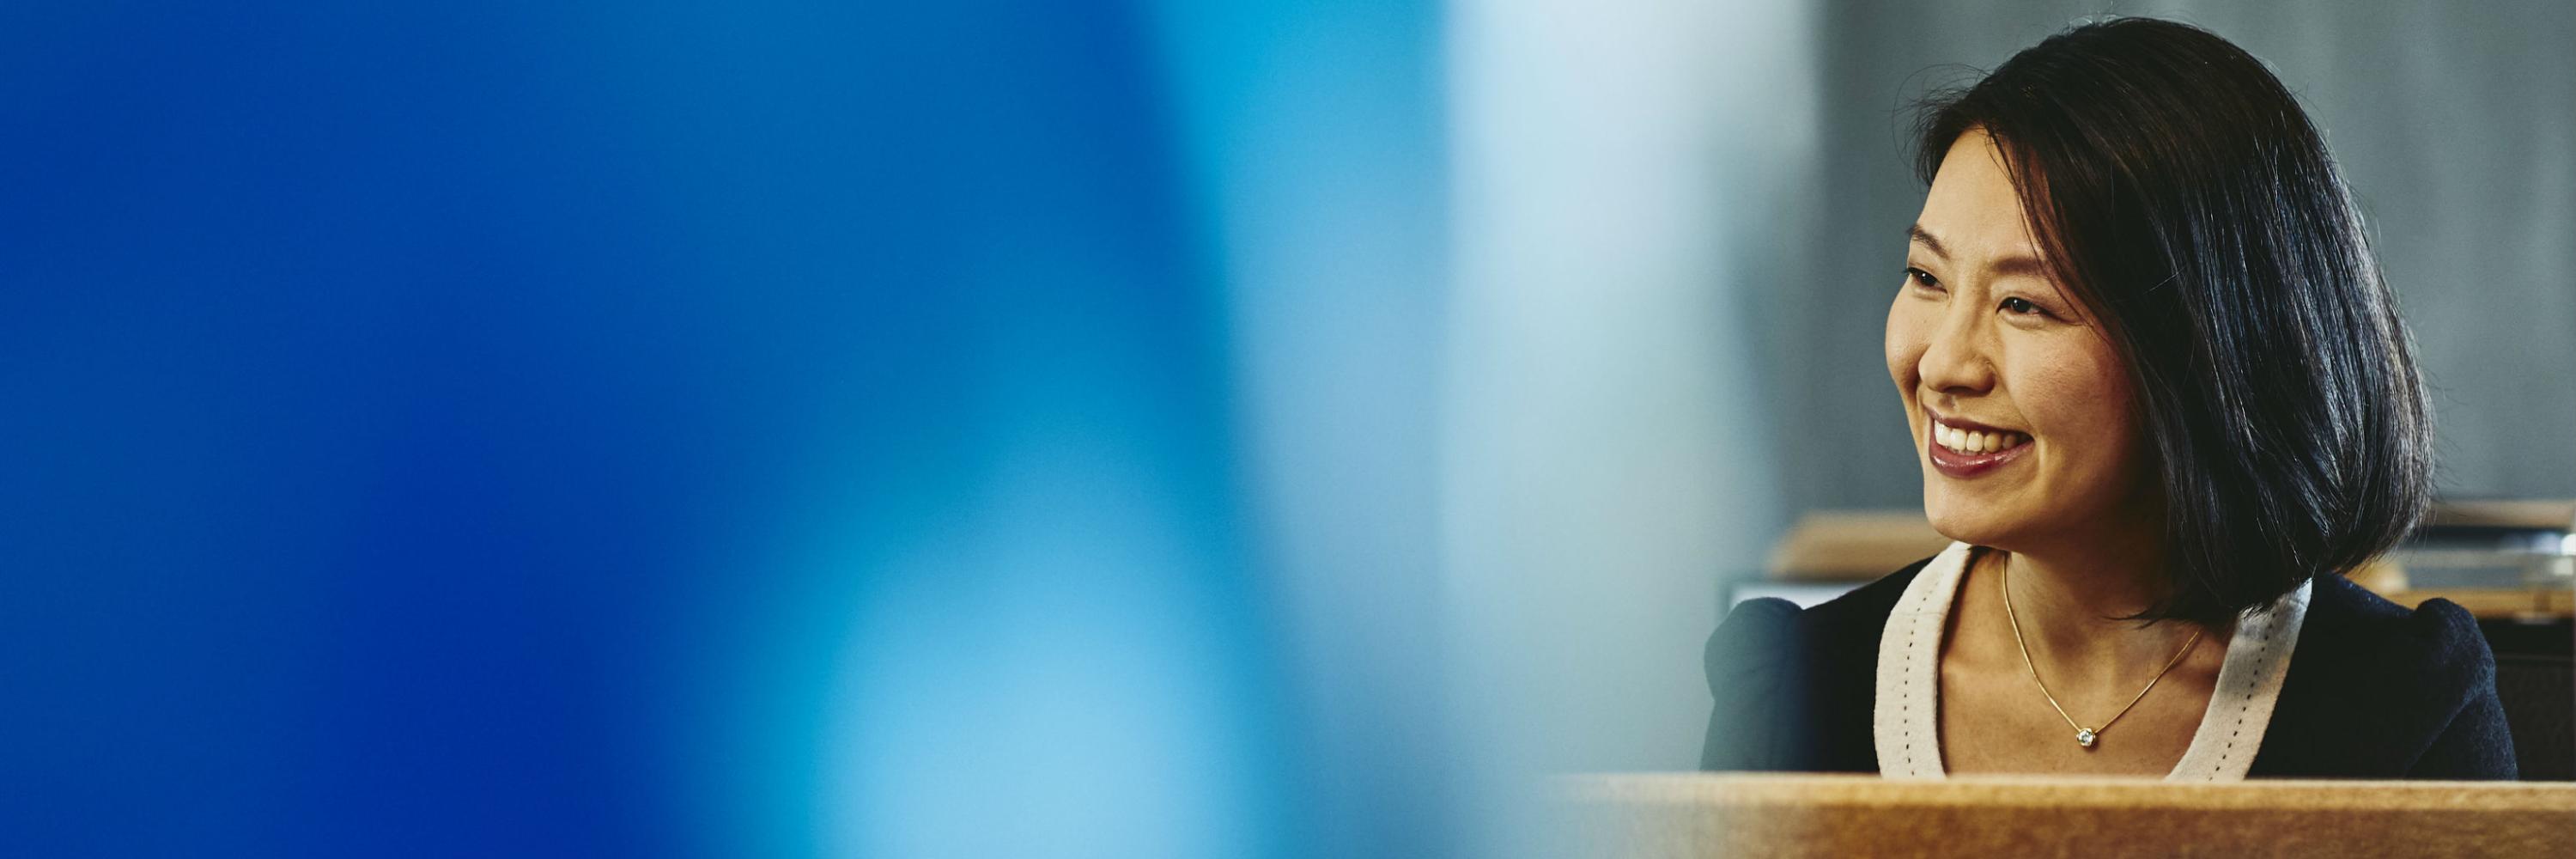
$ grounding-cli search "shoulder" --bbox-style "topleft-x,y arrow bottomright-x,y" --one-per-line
2256,573 -> 2513,778
1805,554 -> 1939,634
2288,573 -> 2497,714
2297,573 -> 2496,691
1701,555 -> 1939,772
1705,554 -> 1938,673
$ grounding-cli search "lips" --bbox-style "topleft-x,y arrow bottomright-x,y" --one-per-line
1925,408 -> 2031,479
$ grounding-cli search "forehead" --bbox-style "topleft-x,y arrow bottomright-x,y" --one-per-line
1917,129 -> 2044,261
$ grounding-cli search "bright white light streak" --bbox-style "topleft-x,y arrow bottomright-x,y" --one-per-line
1441,0 -> 1820,852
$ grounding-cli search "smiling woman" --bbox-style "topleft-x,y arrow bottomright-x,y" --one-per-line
1700,17 -> 2517,781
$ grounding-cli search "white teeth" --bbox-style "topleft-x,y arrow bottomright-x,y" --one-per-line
1933,420 -> 2027,455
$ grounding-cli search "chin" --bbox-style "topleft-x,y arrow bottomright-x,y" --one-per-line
1923,510 -> 1984,545
1921,495 -> 2023,549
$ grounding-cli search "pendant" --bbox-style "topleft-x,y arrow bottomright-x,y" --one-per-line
2075,728 -> 2099,747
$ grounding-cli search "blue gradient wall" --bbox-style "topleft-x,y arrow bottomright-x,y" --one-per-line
2,2 -> 1443,856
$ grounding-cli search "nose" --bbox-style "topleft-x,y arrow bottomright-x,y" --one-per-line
1919,302 -> 1996,399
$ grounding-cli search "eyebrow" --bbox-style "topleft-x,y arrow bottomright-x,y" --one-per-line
1908,222 -> 2049,279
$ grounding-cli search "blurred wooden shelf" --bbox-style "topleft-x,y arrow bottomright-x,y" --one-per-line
2427,499 -> 2576,531
1557,772 -> 2576,858
1761,505 -> 2576,618
2383,588 -> 2573,620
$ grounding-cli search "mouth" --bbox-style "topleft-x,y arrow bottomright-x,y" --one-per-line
1924,408 -> 2032,479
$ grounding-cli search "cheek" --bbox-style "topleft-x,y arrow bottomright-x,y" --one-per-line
1885,295 -> 1926,393
2019,341 -> 2143,478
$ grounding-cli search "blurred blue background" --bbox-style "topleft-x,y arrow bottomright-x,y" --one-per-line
4,2 -> 1437,856
3,1 -> 2567,856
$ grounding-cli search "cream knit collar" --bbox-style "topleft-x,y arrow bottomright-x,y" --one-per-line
1874,541 -> 2312,781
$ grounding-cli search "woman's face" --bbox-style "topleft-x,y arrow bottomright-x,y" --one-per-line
1886,129 -> 2156,549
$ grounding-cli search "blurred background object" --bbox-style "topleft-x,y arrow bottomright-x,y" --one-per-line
0,1 -> 2566,857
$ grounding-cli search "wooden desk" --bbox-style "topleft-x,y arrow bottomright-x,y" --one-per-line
1558,773 -> 2576,857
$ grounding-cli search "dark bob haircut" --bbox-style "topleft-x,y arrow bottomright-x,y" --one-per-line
1911,17 -> 2434,627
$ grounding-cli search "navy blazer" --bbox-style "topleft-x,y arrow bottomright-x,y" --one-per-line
1701,557 -> 2518,779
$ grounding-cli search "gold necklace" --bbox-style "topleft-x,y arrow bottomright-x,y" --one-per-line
1998,556 -> 2205,748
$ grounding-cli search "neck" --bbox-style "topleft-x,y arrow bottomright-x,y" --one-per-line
1989,526 -> 2221,682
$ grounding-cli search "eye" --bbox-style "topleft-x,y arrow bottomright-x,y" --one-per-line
1904,267 -> 1941,289
2000,296 -> 2046,316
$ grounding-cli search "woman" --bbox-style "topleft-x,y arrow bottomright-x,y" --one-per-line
1701,18 -> 2516,780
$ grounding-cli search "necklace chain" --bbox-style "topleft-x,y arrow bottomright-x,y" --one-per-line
1997,553 -> 2205,747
